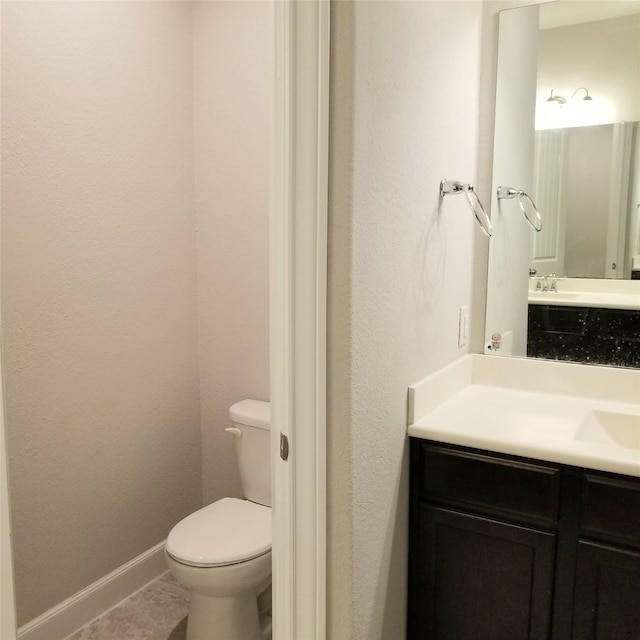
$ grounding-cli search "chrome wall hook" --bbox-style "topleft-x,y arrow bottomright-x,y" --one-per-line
497,186 -> 543,232
440,179 -> 492,237
440,179 -> 466,197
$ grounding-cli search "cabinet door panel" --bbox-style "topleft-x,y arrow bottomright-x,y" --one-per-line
572,541 -> 640,640
411,505 -> 555,640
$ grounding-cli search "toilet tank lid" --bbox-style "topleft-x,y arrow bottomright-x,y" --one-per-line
229,399 -> 270,430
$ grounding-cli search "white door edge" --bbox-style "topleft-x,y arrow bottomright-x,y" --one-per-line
0,1 -> 18,635
1,363 -> 17,639
271,1 -> 329,639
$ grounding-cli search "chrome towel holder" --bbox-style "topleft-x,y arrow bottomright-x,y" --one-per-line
497,186 -> 543,232
440,179 -> 492,237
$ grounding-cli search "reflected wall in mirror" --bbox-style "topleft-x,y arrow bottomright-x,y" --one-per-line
532,5 -> 640,280
485,0 -> 640,369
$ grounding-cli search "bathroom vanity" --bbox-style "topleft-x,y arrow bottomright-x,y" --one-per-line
407,355 -> 640,640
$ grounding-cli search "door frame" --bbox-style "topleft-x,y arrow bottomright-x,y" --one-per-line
1,371 -> 17,639
605,122 -> 633,279
271,1 -> 329,639
0,0 -> 18,635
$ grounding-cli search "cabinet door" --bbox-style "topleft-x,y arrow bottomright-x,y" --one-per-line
572,541 -> 640,640
410,505 -> 555,640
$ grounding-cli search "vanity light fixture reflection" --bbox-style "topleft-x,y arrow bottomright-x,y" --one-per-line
545,87 -> 593,104
571,87 -> 593,101
546,89 -> 567,104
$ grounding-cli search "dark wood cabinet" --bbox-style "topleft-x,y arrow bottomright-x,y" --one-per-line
408,439 -> 640,640
415,506 -> 555,640
572,541 -> 640,640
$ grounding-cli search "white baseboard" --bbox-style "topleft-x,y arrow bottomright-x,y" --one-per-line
17,541 -> 167,640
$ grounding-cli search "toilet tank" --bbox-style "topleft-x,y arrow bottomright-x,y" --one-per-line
228,400 -> 271,507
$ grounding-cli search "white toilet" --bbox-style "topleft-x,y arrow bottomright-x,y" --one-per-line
165,399 -> 272,640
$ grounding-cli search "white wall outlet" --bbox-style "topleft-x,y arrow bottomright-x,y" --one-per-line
458,305 -> 469,347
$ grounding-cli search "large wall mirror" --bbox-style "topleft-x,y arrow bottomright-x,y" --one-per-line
485,0 -> 640,369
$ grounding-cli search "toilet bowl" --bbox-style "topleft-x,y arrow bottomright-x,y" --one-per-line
166,497 -> 272,640
165,400 -> 272,640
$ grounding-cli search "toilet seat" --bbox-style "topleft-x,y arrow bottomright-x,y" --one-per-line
166,497 -> 271,568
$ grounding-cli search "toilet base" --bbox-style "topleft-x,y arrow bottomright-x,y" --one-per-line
257,584 -> 272,640
186,591 -> 264,640
165,549 -> 271,640
259,612 -> 272,640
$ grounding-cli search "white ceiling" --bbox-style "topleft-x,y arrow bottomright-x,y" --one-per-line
540,0 -> 640,30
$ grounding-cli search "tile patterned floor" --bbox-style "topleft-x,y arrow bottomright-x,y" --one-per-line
66,573 -> 189,640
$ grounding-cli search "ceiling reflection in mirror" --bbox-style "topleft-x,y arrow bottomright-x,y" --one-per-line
484,0 -> 640,369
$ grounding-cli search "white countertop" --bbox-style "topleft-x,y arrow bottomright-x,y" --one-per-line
408,355 -> 640,477
528,291 -> 640,310
528,277 -> 640,311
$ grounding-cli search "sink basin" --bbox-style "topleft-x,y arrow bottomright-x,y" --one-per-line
575,411 -> 640,450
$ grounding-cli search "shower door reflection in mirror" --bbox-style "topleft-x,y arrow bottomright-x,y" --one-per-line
532,122 -> 638,281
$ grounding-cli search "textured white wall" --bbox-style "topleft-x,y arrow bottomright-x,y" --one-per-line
1,2 -> 201,624
192,1 -> 270,505
328,2 -> 484,637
